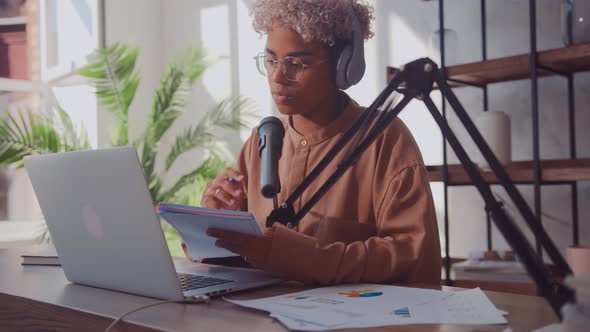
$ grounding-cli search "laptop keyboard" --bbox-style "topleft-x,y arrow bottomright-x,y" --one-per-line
177,272 -> 233,291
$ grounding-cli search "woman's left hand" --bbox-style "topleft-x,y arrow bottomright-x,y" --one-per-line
207,227 -> 274,269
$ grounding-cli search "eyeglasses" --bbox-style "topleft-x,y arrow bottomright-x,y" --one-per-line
254,53 -> 329,82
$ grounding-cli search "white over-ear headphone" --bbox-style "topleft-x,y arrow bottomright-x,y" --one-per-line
334,9 -> 366,90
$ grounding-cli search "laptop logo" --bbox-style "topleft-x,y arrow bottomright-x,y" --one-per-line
82,205 -> 104,240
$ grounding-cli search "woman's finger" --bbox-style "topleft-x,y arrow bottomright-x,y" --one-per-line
215,239 -> 243,255
222,167 -> 245,182
214,187 -> 237,207
213,171 -> 245,199
201,169 -> 245,210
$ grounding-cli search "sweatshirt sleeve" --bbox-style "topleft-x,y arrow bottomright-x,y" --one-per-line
264,163 -> 441,285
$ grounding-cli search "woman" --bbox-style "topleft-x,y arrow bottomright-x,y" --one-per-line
201,0 -> 441,285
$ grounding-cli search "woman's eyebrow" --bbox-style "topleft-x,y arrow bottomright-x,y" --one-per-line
287,50 -> 314,57
265,48 -> 314,57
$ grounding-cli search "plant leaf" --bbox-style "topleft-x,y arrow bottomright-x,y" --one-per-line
141,47 -> 207,189
157,154 -> 226,204
0,108 -> 91,167
79,43 -> 141,145
164,96 -> 258,170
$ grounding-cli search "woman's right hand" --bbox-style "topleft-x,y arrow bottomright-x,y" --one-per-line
201,168 -> 245,210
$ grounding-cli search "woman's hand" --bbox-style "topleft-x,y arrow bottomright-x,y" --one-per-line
206,227 -> 275,270
201,168 -> 246,210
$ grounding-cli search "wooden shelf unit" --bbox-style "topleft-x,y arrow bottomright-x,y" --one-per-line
414,1 -> 588,289
385,45 -> 590,187
426,158 -> 590,186
387,43 -> 590,87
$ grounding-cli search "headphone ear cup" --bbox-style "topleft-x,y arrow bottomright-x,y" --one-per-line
345,11 -> 366,87
334,10 -> 366,90
335,43 -> 354,90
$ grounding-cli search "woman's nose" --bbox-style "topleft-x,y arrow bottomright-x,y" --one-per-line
269,64 -> 288,84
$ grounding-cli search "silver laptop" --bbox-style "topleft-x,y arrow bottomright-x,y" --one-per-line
24,146 -> 281,300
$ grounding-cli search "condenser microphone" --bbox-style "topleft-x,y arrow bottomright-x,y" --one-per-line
257,116 -> 285,198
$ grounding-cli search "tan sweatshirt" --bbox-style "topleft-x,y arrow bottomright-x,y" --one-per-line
237,97 -> 441,286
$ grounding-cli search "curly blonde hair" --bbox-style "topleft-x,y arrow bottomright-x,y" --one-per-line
250,0 -> 374,46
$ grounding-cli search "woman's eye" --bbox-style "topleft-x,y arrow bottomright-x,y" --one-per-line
286,59 -> 300,66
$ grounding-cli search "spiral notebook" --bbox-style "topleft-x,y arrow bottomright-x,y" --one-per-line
157,203 -> 263,259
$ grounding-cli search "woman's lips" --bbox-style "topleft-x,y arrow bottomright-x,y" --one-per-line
273,94 -> 294,105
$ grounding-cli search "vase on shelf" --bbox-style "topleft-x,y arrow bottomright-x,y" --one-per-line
561,0 -> 590,46
429,28 -> 459,66
473,111 -> 511,171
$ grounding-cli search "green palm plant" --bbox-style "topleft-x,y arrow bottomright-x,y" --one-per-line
0,107 -> 91,168
0,44 -> 254,253
80,43 -> 257,256
79,43 -> 256,206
